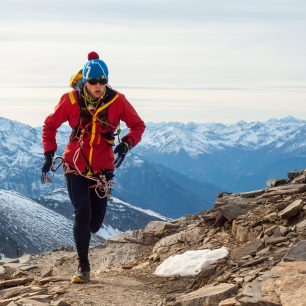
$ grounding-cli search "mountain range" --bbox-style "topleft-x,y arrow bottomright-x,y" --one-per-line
132,116 -> 306,192
1,116 -> 306,218
0,117 -> 219,218
1,115 -> 306,257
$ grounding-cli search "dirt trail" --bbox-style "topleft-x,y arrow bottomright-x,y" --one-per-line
50,271 -> 164,306
24,250 -> 188,306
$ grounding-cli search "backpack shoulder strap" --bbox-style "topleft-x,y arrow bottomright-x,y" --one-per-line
68,91 -> 78,105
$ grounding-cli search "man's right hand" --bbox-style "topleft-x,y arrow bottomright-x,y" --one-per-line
41,151 -> 54,183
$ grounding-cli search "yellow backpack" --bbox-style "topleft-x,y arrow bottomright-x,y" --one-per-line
69,69 -> 83,89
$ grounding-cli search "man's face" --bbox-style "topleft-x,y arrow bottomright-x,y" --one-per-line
85,79 -> 107,98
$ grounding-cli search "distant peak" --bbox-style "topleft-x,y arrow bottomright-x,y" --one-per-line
236,120 -> 247,126
279,115 -> 300,123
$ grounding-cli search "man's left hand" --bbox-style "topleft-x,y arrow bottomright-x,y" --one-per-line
114,142 -> 130,168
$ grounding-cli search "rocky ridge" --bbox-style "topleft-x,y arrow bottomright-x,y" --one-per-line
1,170 -> 306,305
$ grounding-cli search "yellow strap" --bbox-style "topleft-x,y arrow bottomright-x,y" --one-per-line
68,91 -> 77,105
88,94 -> 119,167
105,138 -> 115,145
94,94 -> 119,117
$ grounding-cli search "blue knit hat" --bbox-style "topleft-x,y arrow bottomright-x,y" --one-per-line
82,51 -> 109,83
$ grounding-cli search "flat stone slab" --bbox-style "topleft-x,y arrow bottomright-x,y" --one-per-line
220,204 -> 254,221
0,285 -> 32,299
0,277 -> 33,289
173,283 -> 237,306
268,184 -> 306,192
240,189 -> 265,198
11,298 -> 47,306
218,297 -> 237,306
265,236 -> 287,246
278,199 -> 304,219
39,277 -> 68,285
144,221 -> 179,234
231,239 -> 264,261
296,219 -> 306,230
284,240 -> 306,261
261,189 -> 302,198
292,174 -> 306,184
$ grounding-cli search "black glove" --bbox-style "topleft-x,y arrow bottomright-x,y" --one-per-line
114,142 -> 130,168
41,151 -> 54,183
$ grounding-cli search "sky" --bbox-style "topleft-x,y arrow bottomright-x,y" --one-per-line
0,0 -> 306,126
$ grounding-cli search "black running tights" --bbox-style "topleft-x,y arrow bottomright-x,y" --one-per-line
65,173 -> 108,271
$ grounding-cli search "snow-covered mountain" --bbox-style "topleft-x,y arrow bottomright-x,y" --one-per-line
0,116 -> 219,217
136,116 -> 306,156
0,189 -> 77,257
132,116 -> 306,191
112,154 -> 217,217
1,116 -> 306,216
37,188 -> 169,239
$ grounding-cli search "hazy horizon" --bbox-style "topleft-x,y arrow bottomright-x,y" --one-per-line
1,0 -> 305,126
1,85 -> 305,128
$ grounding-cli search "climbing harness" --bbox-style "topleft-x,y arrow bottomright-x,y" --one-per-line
45,88 -> 121,199
71,146 -> 114,200
46,154 -> 114,200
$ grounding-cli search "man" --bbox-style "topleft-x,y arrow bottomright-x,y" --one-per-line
41,51 -> 145,283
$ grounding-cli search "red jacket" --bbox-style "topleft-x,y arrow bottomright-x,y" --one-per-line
42,88 -> 145,173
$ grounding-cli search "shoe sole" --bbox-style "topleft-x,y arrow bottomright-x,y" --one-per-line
71,276 -> 90,284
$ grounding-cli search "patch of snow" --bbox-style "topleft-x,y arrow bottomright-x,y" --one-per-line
154,247 -> 229,277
